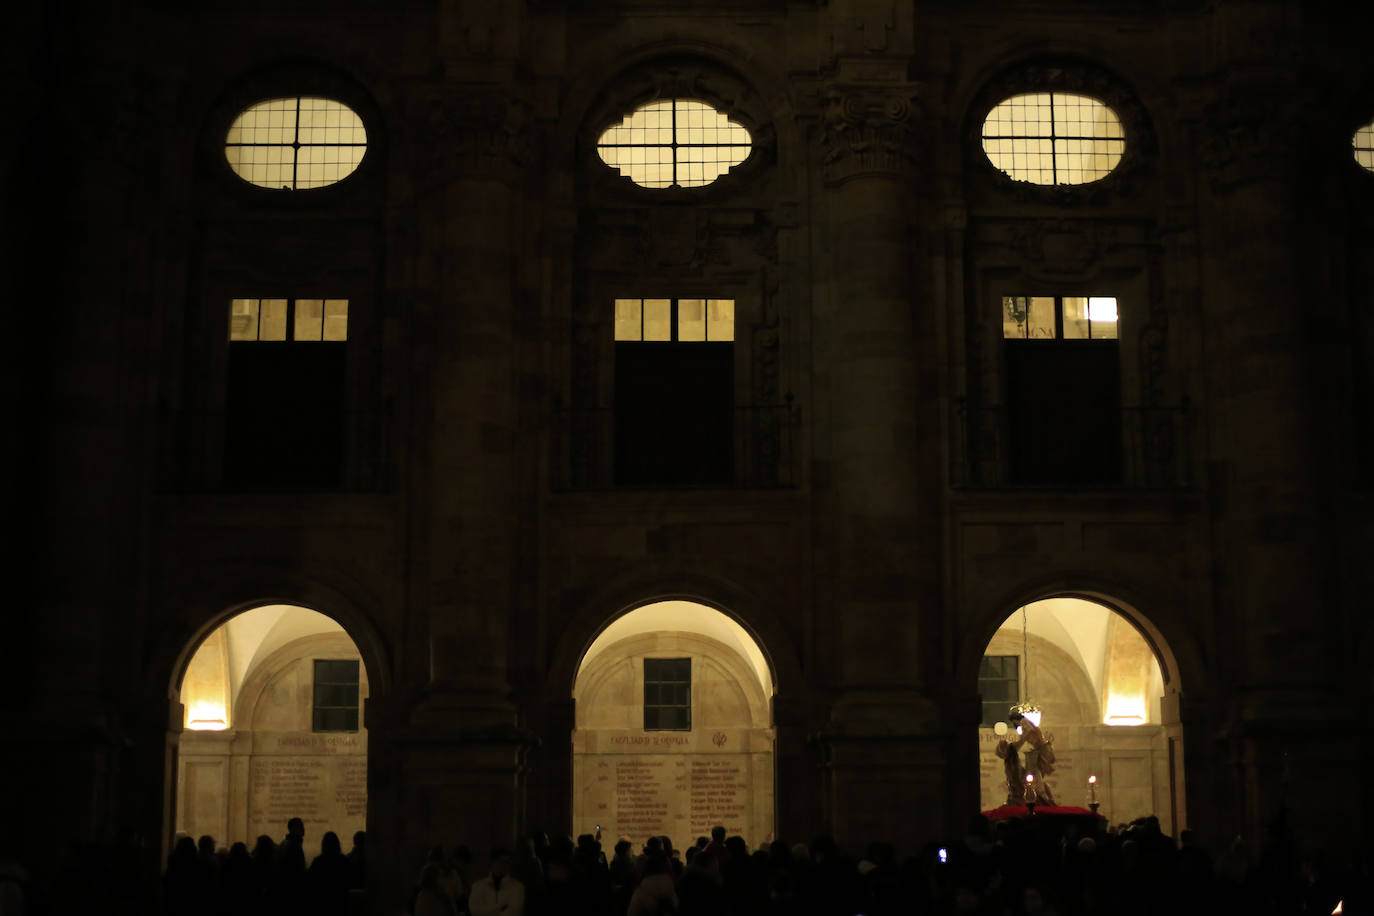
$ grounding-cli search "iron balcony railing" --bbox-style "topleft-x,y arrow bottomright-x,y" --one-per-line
552,401 -> 799,491
951,402 -> 1192,490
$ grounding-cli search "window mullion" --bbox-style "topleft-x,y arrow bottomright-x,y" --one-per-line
292,97 -> 301,190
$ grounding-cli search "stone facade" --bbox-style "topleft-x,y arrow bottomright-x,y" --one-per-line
4,0 -> 1374,912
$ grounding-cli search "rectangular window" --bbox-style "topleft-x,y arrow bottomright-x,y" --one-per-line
225,297 -> 351,490
978,655 -> 1019,728
312,659 -> 360,732
643,657 -> 691,731
229,298 -> 349,341
613,298 -> 735,487
1002,296 -> 1117,340
614,298 -> 734,342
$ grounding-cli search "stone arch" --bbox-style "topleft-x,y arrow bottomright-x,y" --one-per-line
173,604 -> 373,856
567,598 -> 780,848
556,37 -> 798,173
961,576 -> 1200,832
546,569 -> 804,707
159,568 -> 392,705
958,573 -> 1202,705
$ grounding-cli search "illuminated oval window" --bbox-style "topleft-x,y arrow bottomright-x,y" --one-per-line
225,97 -> 367,190
596,98 -> 751,189
1355,119 -> 1374,172
982,92 -> 1125,185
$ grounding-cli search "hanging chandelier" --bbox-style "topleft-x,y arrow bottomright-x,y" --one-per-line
1012,606 -> 1042,727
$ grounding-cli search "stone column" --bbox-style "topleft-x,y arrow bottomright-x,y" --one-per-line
1196,3 -> 1355,846
374,86 -> 535,882
814,81 -> 944,849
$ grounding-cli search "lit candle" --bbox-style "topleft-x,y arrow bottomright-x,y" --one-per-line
1024,773 -> 1034,803
1088,774 -> 1097,805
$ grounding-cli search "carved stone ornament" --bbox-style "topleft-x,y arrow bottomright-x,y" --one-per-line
966,61 -> 1156,206
1007,218 -> 1117,276
819,86 -> 921,184
417,86 -> 531,186
1197,84 -> 1306,192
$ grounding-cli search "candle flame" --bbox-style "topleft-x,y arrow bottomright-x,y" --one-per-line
1026,774 -> 1034,783
1088,775 -> 1097,784
1332,900 -> 1342,915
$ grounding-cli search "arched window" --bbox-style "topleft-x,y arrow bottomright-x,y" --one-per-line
596,98 -> 751,189
225,97 -> 367,190
1355,119 -> 1374,172
982,92 -> 1124,185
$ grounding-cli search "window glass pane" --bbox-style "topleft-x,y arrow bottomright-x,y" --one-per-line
678,298 -> 706,341
1002,297 -> 1030,339
643,299 -> 671,341
230,299 -> 259,341
1026,297 -> 1056,339
259,299 -> 289,340
707,299 -> 734,341
294,299 -> 324,341
1088,297 -> 1119,339
596,98 -> 750,189
614,298 -> 642,341
323,299 -> 349,341
226,97 -> 366,190
983,92 -> 1124,185
1062,297 -> 1090,339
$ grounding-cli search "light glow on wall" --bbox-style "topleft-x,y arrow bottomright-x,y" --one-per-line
185,701 -> 229,731
1104,691 -> 1147,725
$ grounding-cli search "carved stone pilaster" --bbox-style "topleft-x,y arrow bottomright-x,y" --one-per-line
819,85 -> 921,184
417,85 -> 531,187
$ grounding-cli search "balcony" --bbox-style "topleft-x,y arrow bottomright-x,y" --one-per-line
952,403 -> 1192,490
552,402 -> 799,491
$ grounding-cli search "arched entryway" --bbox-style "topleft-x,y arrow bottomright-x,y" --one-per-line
975,596 -> 1186,833
173,604 -> 370,856
571,600 -> 776,848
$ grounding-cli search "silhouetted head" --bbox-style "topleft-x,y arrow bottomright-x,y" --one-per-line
252,836 -> 275,858
614,840 -> 632,857
352,831 -> 366,850
229,842 -> 250,862
197,836 -> 216,858
171,836 -> 196,864
489,847 -> 512,878
287,818 -> 305,839
321,832 -> 342,857
711,825 -> 726,842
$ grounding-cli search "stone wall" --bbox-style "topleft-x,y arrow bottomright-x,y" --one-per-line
573,632 -> 775,847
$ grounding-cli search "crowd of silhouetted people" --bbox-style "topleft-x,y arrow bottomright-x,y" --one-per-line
162,818 -> 366,916
402,814 -> 1367,916
3,810 -> 1369,915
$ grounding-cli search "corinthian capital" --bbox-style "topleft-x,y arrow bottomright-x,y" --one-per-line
819,85 -> 921,184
